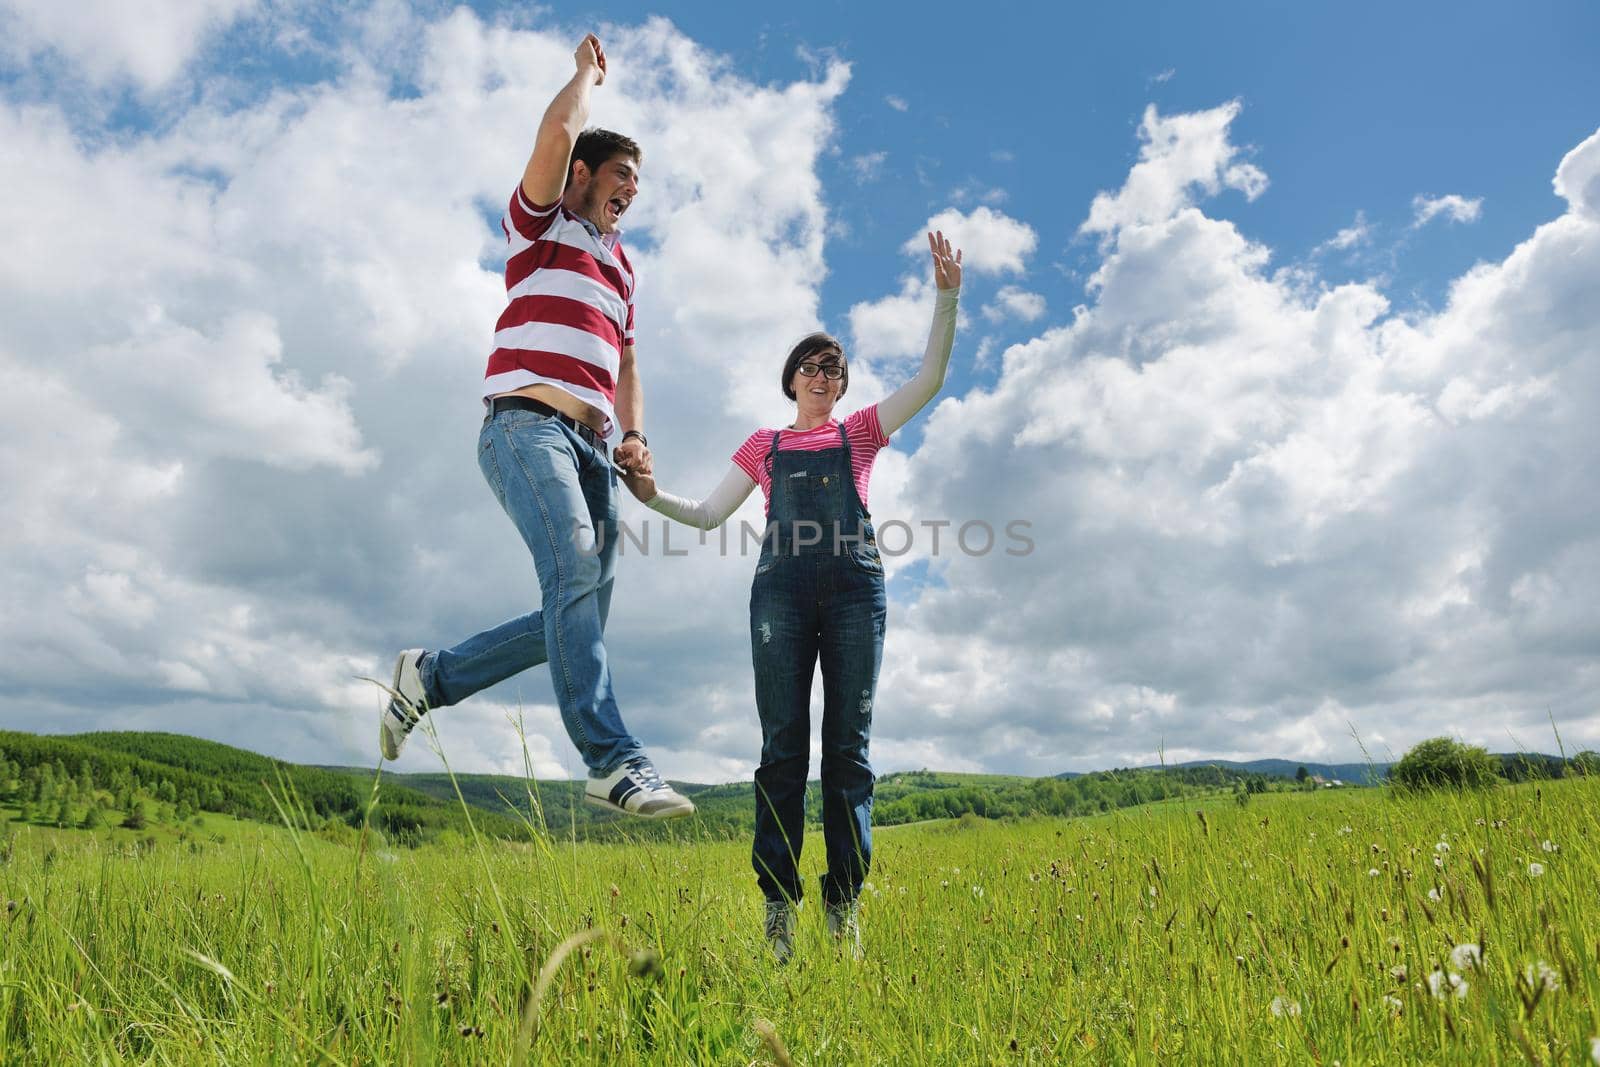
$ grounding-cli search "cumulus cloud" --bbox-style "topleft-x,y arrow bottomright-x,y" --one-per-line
0,0 -> 257,92
877,104 -> 1600,772
5,9 -> 1598,781
907,206 -> 1037,276
0,9 -> 849,781
983,286 -> 1047,323
1413,193 -> 1484,227
1081,101 -> 1267,237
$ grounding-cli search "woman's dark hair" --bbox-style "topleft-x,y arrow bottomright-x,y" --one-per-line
781,332 -> 848,400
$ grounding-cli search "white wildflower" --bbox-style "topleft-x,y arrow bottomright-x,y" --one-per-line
1369,868 -> 1381,877
1433,856 -> 1444,870
1427,887 -> 1442,902
1427,970 -> 1468,999
1450,943 -> 1481,971
1541,839 -> 1558,853
1269,996 -> 1302,1018
1435,841 -> 1450,853
1382,994 -> 1404,1016
1528,862 -> 1545,878
952,867 -> 961,875
971,885 -> 984,899
1523,960 -> 1561,992
1338,825 -> 1353,835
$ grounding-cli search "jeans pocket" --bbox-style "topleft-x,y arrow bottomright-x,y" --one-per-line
478,435 -> 505,503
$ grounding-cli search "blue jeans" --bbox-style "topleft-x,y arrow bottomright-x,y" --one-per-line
417,409 -> 641,776
750,550 -> 886,905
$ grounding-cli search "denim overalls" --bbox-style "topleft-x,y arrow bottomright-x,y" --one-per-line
749,423 -> 887,907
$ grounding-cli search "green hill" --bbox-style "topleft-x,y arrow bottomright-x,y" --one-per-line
0,730 -> 525,847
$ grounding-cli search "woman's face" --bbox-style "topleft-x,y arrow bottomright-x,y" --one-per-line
790,350 -> 845,419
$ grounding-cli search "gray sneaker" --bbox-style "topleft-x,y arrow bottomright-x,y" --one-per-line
583,756 -> 695,819
764,899 -> 797,963
378,650 -> 428,760
825,899 -> 861,959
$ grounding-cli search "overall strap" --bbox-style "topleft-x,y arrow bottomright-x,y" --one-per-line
763,428 -> 784,521
836,421 -> 869,521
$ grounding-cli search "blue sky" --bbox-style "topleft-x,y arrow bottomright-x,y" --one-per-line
2,0 -> 1598,780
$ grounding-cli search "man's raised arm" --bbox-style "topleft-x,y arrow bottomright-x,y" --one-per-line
521,33 -> 608,207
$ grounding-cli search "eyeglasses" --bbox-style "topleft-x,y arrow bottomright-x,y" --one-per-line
797,362 -> 845,381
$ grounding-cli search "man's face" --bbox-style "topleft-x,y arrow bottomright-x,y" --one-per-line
569,153 -> 640,234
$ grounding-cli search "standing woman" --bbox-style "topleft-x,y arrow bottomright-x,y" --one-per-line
622,233 -> 962,960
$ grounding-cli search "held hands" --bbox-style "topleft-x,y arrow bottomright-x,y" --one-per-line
928,230 -> 963,290
620,468 -> 657,503
576,33 -> 607,85
613,437 -> 651,477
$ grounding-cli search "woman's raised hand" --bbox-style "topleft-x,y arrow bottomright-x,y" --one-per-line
928,230 -> 962,290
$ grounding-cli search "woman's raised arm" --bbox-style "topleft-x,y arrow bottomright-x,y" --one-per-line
877,231 -> 962,436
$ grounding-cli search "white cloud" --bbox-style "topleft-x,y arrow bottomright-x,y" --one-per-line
875,107 -> 1600,772
851,150 -> 888,182
0,9 -> 851,779
903,206 -> 1037,277
1314,210 -> 1372,255
1553,129 -> 1600,219
982,286 -> 1047,323
1412,193 -> 1483,227
5,9 -> 1599,781
1081,101 -> 1267,237
0,0 -> 257,92
885,94 -> 908,112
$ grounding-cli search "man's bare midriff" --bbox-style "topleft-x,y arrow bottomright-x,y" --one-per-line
496,383 -> 607,434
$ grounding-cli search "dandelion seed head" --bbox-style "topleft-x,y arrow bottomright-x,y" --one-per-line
1523,960 -> 1561,992
1269,996 -> 1302,1018
1433,856 -> 1444,869
1450,943 -> 1481,971
1528,862 -> 1545,878
1369,868 -> 1381,877
1427,887 -> 1442,902
972,885 -> 984,898
1383,994 -> 1404,1016
1589,1036 -> 1599,1065
1541,839 -> 1558,853
1390,964 -> 1407,981
1435,841 -> 1450,853
1427,970 -> 1468,999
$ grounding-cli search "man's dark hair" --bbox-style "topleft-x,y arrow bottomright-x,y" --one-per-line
781,332 -> 848,400
570,128 -> 641,184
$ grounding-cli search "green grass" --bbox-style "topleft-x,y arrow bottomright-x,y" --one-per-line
1,775 -> 1596,1064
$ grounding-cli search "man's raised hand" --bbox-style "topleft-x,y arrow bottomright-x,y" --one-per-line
576,33 -> 607,85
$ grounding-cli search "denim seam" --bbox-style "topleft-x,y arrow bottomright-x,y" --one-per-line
505,425 -> 596,766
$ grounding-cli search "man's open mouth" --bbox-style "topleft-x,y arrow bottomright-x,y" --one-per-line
606,198 -> 627,220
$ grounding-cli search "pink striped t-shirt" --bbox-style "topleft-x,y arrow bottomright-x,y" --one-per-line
732,405 -> 889,514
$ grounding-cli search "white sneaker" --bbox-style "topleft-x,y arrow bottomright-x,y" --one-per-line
378,649 -> 427,760
825,899 -> 862,959
584,755 -> 695,819
764,899 -> 797,963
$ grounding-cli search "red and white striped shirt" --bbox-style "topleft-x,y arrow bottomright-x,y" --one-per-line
732,406 -> 889,514
483,186 -> 636,435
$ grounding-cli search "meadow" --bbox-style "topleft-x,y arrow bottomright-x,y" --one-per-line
1,774 -> 1597,1064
